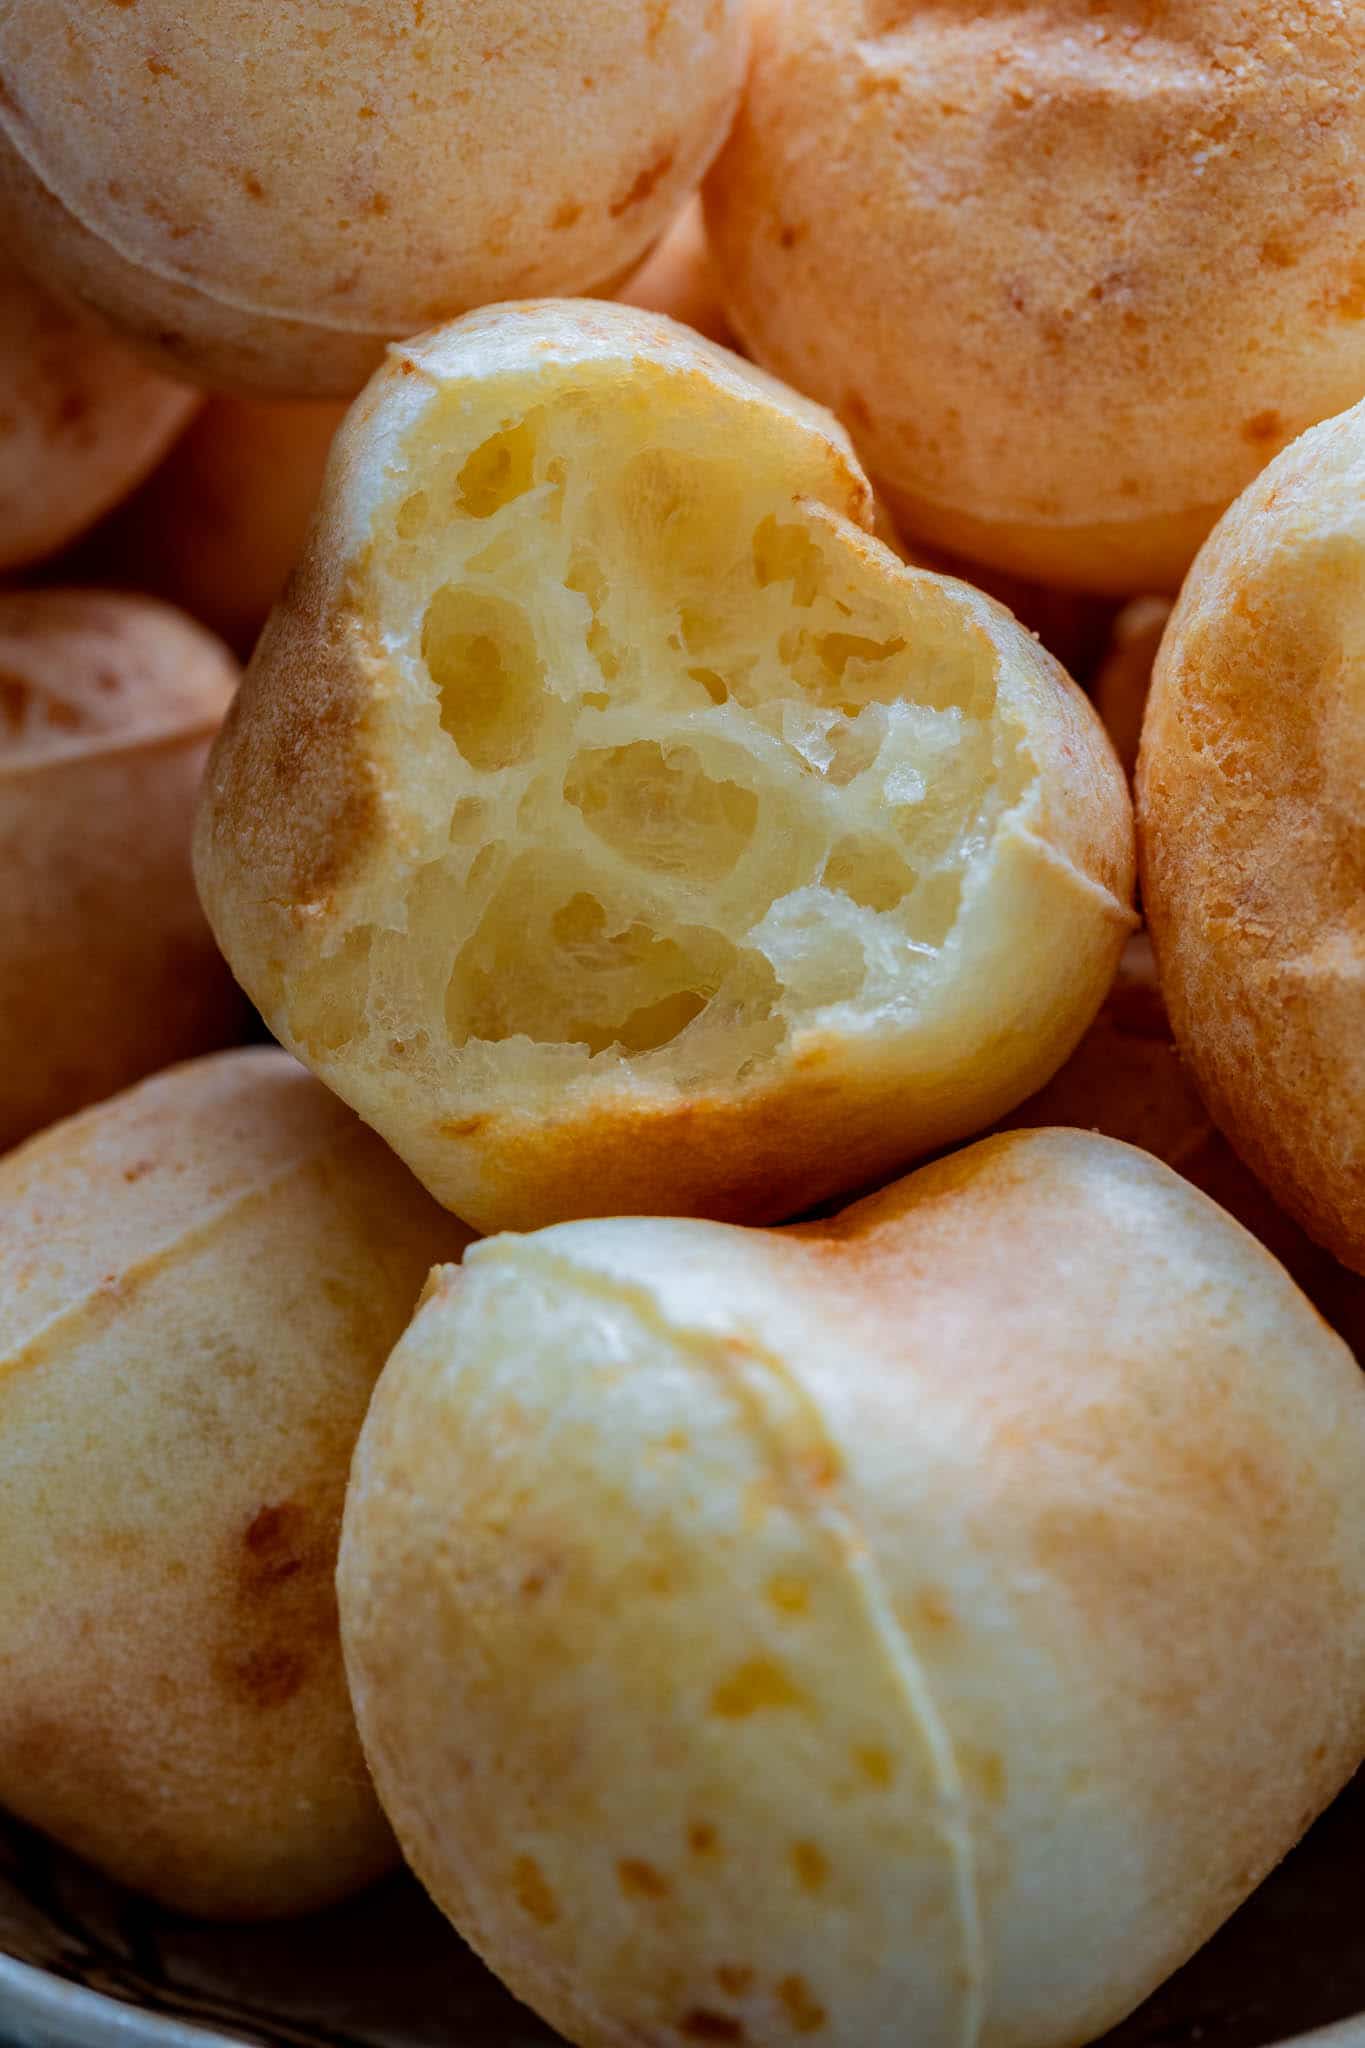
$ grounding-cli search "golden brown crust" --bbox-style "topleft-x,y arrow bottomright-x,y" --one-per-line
0,589 -> 244,1152
0,1049 -> 471,1918
1137,399 -> 1365,1272
0,2 -> 747,394
340,1129 -> 1365,2048
704,0 -> 1365,593
196,559 -> 381,1024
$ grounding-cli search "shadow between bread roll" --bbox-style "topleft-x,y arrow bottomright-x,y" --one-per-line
1138,398 -> 1365,1275
0,1048 -> 471,1919
195,301 -> 1135,1234
0,243 -> 196,572
1001,934 -> 1365,1358
82,394 -> 347,657
1092,600 -> 1172,782
614,197 -> 735,350
337,1128 -> 1365,2048
0,588 -> 244,1153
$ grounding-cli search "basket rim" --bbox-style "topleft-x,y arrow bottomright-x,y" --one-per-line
2,1943 -> 1363,2048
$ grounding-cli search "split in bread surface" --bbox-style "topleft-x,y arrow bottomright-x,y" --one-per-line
0,0 -> 747,395
339,1127 -> 1365,2048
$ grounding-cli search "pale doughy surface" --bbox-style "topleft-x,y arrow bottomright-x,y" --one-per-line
339,1129 -> 1365,2048
196,302 -> 1134,1232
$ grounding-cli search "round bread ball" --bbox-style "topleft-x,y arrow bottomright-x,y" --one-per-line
0,1047 -> 471,1919
0,2 -> 748,397
0,588 -> 245,1154
195,301 -> 1136,1235
914,543 -> 1122,688
616,198 -> 735,348
339,1128 -> 1365,2048
0,243 -> 196,571
704,0 -> 1365,594
89,395 -> 346,656
1002,935 -> 1365,1357
1093,599 -> 1172,780
1139,398 -> 1365,1273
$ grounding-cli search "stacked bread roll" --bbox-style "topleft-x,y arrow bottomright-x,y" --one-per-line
2,5 -> 1365,2044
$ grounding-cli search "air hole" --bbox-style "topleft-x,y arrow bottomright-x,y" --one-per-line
543,455 -> 567,525
466,842 -> 501,895
456,418 -> 538,518
752,514 -> 824,606
564,741 -> 759,885
823,836 -> 913,912
566,550 -> 607,610
566,550 -> 622,684
904,870 -> 964,948
422,585 -> 544,770
688,667 -> 729,705
286,926 -> 373,1055
605,987 -> 711,1056
395,490 -> 429,539
824,716 -> 884,786
445,857 -> 742,1058
552,892 -> 609,950
620,448 -> 745,586
448,798 -> 487,844
586,626 -> 620,683
816,630 -> 906,680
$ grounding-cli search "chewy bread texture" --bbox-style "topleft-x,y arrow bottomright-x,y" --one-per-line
196,301 -> 1135,1233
